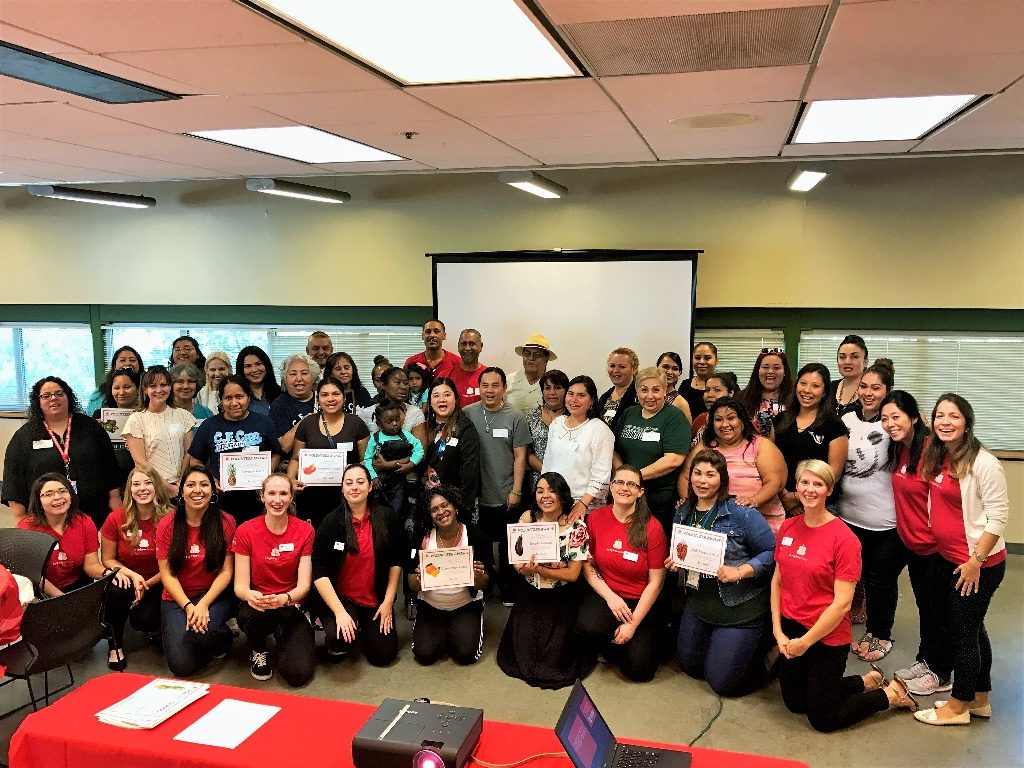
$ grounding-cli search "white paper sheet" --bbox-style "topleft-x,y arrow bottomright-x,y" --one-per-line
174,699 -> 280,749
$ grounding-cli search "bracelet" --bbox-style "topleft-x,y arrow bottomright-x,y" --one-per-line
284,592 -> 292,605
184,600 -> 194,609
510,490 -> 522,497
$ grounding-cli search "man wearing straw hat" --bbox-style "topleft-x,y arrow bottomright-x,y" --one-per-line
505,333 -> 557,414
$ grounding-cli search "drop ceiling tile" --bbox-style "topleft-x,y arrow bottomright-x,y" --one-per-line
0,0 -> 300,53
75,95 -> 297,133
539,0 -> 826,24
0,22 -> 85,54
0,153 -> 145,182
58,53 -> 203,96
240,89 -> 446,129
602,66 -> 808,115
0,102 -> 163,138
0,75 -> 65,105
411,79 -> 616,118
308,160 -> 434,173
107,42 -> 390,96
781,141 -> 917,156
507,136 -> 656,165
470,111 -> 639,141
914,82 -> 1024,151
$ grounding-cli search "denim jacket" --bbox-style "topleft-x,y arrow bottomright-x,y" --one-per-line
673,497 -> 776,607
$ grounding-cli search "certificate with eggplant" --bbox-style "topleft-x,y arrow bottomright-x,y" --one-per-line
100,408 -> 134,443
670,524 -> 727,576
506,522 -> 560,565
297,448 -> 349,486
219,451 -> 272,491
418,547 -> 475,591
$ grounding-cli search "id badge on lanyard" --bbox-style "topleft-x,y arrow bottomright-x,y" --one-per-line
45,418 -> 75,492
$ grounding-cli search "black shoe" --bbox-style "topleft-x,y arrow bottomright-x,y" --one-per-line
250,650 -> 272,681
107,648 -> 127,672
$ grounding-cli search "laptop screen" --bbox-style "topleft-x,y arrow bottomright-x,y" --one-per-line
555,682 -> 616,768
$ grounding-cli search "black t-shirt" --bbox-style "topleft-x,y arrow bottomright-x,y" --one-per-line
293,413 -> 371,528
678,380 -> 707,418
269,394 -> 316,438
188,412 -> 282,481
773,412 -> 849,491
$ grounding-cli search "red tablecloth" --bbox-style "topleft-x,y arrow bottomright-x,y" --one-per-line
10,674 -> 808,768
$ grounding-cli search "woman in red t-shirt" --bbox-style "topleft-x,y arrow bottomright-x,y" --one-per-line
17,473 -> 106,596
100,466 -> 172,671
233,473 -> 315,686
914,394 -> 1008,727
578,465 -> 667,682
156,466 -> 236,677
771,460 -> 918,732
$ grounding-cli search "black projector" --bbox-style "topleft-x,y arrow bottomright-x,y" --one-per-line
352,698 -> 484,768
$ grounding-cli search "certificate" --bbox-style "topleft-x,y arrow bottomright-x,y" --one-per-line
297,448 -> 349,486
99,408 -> 133,443
419,546 -> 474,591
506,522 -> 559,564
220,452 -> 271,491
671,524 -> 727,577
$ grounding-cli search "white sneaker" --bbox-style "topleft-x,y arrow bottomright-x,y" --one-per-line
895,660 -> 930,680
906,670 -> 952,696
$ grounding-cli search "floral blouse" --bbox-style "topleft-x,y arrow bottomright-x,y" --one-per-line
527,518 -> 590,590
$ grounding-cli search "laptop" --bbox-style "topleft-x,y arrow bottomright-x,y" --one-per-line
555,681 -> 691,768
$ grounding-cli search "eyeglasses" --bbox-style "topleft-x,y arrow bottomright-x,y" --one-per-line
760,347 -> 784,355
173,345 -> 196,354
610,479 -> 642,490
521,349 -> 548,360
39,391 -> 67,401
40,488 -> 71,499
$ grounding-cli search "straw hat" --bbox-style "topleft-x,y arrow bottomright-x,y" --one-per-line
514,333 -> 557,361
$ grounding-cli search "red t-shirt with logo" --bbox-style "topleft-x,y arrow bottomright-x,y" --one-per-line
404,350 -> 460,381
0,564 -> 24,649
100,508 -> 161,579
232,515 -> 314,597
156,512 -> 236,600
18,514 -> 98,591
775,515 -> 861,646
447,364 -> 486,406
891,444 -> 936,556
585,505 -> 668,601
336,514 -> 377,608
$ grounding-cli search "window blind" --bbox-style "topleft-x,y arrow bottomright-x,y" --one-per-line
693,328 -> 786,386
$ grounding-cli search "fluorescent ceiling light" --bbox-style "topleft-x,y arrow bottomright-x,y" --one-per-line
499,171 -> 567,199
245,0 -> 576,85
793,95 -> 977,143
786,163 -> 835,192
187,126 -> 403,164
246,178 -> 351,204
27,184 -> 155,208
0,41 -> 179,104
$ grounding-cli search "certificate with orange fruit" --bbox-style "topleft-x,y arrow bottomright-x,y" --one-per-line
418,546 -> 474,591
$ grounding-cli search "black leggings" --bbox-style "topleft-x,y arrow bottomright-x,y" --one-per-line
412,599 -> 484,665
478,505 -> 521,601
848,525 -> 907,641
237,604 -> 315,687
935,557 -> 1005,702
103,580 -> 162,648
905,551 -> 951,679
313,598 -> 399,666
778,617 -> 888,732
576,591 -> 663,683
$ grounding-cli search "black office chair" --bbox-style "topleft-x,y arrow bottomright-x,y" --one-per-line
0,528 -> 57,599
0,572 -> 115,717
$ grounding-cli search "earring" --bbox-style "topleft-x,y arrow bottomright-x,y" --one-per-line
209,493 -> 220,505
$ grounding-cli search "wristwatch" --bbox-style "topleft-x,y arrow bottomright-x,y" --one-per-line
972,551 -> 988,564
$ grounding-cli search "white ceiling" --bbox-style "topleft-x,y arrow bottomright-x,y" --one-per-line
0,0 -> 1021,185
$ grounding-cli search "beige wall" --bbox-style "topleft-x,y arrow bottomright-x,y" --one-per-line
1,155 -> 1022,308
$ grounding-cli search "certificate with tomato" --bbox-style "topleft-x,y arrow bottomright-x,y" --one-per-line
418,547 -> 474,591
297,449 -> 349,486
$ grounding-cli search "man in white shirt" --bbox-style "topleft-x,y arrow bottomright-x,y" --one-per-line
504,333 -> 557,414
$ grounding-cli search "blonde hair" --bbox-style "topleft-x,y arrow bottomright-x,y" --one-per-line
608,347 -> 640,372
204,350 -> 231,385
635,366 -> 668,389
260,472 -> 297,516
122,466 -> 172,545
795,459 -> 836,490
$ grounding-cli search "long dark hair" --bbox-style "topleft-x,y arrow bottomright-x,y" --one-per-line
922,393 -> 982,481
168,335 -> 206,370
337,464 -> 389,555
101,367 -> 141,409
426,378 -> 464,443
881,390 -> 928,473
26,473 -> 82,531
738,349 -> 793,416
611,465 -> 652,550
97,345 -> 144,404
566,375 -> 601,420
704,396 -> 757,447
776,363 -> 833,433
325,351 -> 364,392
167,466 -> 227,576
684,450 -> 732,512
29,376 -> 82,420
235,346 -> 281,402
405,361 -> 434,397
529,472 -> 574,521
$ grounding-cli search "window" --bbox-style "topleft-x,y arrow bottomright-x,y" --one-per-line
799,331 -> 1024,450
692,328 -> 786,386
104,325 -> 422,385
0,324 -> 96,411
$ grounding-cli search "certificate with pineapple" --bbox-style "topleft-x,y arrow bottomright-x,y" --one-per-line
219,452 -> 272,491
418,546 -> 474,591
297,448 -> 349,486
506,522 -> 560,565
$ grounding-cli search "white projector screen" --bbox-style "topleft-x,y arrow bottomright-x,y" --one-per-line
432,250 -> 699,389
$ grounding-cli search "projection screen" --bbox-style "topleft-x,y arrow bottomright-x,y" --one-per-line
431,250 -> 699,387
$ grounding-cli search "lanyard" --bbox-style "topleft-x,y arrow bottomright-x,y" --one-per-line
322,414 -> 337,450
44,417 -> 73,475
692,502 -> 719,531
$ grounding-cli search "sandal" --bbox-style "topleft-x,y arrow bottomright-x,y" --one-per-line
851,631 -> 873,657
859,635 -> 893,662
887,675 -> 919,713
866,663 -> 888,690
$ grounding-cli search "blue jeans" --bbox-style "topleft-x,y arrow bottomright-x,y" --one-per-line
161,597 -> 234,677
677,606 -> 765,696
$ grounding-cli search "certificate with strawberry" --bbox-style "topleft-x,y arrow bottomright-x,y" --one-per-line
418,547 -> 474,591
297,449 -> 349,487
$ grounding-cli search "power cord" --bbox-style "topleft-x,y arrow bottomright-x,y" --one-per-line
470,751 -> 568,768
687,694 -> 723,747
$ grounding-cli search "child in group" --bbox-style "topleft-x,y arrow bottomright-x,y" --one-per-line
363,400 -> 424,514
405,362 -> 433,409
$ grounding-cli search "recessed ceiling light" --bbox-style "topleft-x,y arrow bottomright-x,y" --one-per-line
0,41 -> 179,104
244,0 -> 577,85
793,95 -> 977,143
186,126 -> 405,164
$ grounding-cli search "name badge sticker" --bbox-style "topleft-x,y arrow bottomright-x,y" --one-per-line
339,442 -> 354,451
781,536 -> 794,547
32,440 -> 51,450
492,428 -> 509,438
623,551 -> 639,562
641,431 -> 661,442
278,542 -> 294,552
334,541 -> 345,551
449,437 -> 459,447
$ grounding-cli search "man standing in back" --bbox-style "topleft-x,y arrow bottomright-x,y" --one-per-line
305,331 -> 333,372
404,320 -> 460,381
448,329 -> 486,407
505,333 -> 556,414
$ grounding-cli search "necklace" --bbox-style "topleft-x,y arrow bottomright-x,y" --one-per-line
561,418 -> 586,442
436,525 -> 462,548
483,408 -> 501,433
837,379 -> 859,406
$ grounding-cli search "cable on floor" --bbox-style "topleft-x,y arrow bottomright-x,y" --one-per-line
470,751 -> 568,768
687,693 -> 723,747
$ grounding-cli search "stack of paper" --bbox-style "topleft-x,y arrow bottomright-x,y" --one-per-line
96,678 -> 209,729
